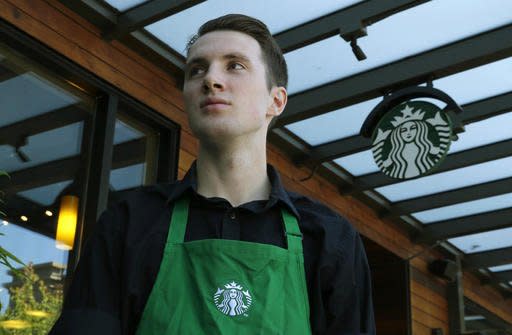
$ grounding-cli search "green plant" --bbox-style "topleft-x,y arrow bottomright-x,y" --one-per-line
0,171 -> 27,310
0,264 -> 62,334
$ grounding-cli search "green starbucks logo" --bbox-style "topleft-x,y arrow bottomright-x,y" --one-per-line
372,101 -> 453,179
213,281 -> 252,317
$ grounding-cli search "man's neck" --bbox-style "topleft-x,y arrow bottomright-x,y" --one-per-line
195,142 -> 270,207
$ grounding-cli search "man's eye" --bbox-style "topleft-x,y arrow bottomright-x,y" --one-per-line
188,67 -> 205,76
228,62 -> 244,70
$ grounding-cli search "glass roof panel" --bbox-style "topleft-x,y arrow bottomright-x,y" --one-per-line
18,180 -> 73,206
113,119 -> 144,145
285,98 -> 379,145
375,156 -> 512,202
433,58 -> 512,105
0,122 -> 83,173
448,227 -> 512,254
412,192 -> 512,224
334,150 -> 377,176
0,72 -> 78,127
146,0 -> 362,54
110,163 -> 145,191
103,0 -> 148,11
489,264 -> 512,272
449,111 -> 512,153
285,0 -> 512,94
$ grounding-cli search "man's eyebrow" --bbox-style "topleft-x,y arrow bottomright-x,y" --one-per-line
186,53 -> 251,66
223,53 -> 251,63
185,57 -> 207,67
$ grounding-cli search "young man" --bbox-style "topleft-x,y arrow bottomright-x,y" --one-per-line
51,14 -> 375,335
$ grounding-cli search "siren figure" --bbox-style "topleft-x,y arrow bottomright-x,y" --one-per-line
373,104 -> 450,179
214,281 -> 252,316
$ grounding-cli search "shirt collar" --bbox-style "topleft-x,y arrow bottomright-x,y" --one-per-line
164,161 -> 300,219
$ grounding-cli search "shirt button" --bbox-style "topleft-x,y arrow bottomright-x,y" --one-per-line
230,211 -> 236,219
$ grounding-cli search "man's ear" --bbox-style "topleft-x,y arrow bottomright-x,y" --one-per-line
269,86 -> 288,117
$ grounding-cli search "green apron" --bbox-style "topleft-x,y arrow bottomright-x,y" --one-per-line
136,196 -> 311,335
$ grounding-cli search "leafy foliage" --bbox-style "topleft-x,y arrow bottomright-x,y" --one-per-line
0,264 -> 63,334
0,171 -> 27,309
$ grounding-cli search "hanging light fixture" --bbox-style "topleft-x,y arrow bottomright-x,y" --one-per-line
55,195 -> 79,250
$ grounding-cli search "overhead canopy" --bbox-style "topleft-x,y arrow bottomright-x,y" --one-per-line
33,0 -> 512,297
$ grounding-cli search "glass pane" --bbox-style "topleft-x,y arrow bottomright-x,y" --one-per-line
108,107 -> 159,204
18,181 -> 73,207
0,73 -> 78,127
285,0 -> 512,94
449,111 -> 512,153
146,0 -> 362,54
286,98 -> 380,145
110,164 -> 145,191
0,123 -> 83,173
433,58 -> 512,105
103,0 -> 148,11
375,156 -> 512,202
113,118 -> 145,145
489,264 -> 512,272
0,41 -> 93,331
334,150 -> 377,176
412,192 -> 512,224
448,227 -> 512,254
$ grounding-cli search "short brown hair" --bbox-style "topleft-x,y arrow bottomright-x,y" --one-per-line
187,14 -> 288,90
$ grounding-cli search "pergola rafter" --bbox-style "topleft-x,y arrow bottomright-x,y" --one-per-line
277,24 -> 512,127
274,0 -> 429,52
103,0 -> 206,40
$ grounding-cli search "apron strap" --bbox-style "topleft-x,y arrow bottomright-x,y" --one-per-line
282,209 -> 303,255
168,196 -> 304,255
168,196 -> 190,244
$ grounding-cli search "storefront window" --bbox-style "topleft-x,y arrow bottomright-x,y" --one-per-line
0,42 -> 93,332
109,105 -> 159,204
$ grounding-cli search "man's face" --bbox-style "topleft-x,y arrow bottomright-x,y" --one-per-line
183,30 -> 279,143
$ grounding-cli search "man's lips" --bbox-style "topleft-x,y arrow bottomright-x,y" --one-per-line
200,98 -> 230,108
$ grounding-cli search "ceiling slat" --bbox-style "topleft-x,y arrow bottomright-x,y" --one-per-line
278,24 -> 512,127
494,270 -> 512,282
103,0 -> 206,40
416,207 -> 512,242
274,0 -> 429,53
465,247 -> 512,268
385,176 -> 512,215
0,138 -> 146,194
0,105 -> 88,147
348,137 -> 512,193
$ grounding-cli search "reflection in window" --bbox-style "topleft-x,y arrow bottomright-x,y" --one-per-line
0,41 -> 92,331
109,111 -> 158,204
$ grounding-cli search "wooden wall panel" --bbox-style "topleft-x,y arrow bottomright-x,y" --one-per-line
1,0 -> 511,332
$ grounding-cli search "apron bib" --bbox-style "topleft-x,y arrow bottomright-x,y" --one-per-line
136,197 -> 311,335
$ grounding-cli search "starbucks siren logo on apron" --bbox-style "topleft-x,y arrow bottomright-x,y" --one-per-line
372,101 -> 453,179
213,281 -> 253,317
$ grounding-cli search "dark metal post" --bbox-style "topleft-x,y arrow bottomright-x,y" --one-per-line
156,127 -> 180,183
447,255 -> 466,334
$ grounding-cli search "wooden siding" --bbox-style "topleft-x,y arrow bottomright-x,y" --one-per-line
1,1 -> 511,333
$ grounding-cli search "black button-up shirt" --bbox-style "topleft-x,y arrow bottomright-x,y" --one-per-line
50,164 -> 375,335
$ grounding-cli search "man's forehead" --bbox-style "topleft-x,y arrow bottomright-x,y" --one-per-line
186,30 -> 262,62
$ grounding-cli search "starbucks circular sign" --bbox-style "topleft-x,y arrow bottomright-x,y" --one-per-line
371,101 -> 453,180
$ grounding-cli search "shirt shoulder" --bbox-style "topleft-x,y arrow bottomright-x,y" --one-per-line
287,190 -> 359,255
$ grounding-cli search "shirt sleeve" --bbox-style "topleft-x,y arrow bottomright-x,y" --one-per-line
49,205 -> 124,335
325,232 -> 376,335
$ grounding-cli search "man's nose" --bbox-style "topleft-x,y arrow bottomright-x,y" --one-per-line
202,70 -> 224,92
